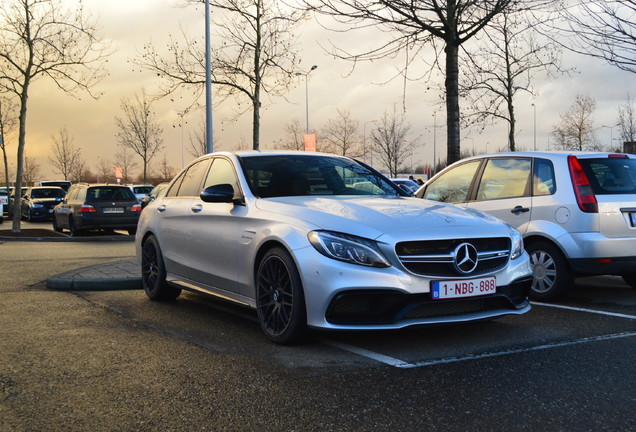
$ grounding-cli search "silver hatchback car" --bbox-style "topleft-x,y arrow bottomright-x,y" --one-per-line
137,151 -> 532,344
417,151 -> 636,300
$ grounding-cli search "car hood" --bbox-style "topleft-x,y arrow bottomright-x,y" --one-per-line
255,196 -> 507,240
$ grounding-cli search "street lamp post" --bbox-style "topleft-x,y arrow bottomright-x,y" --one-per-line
432,112 -> 438,176
177,111 -> 185,168
204,0 -> 213,153
532,103 -> 537,151
602,124 -> 618,149
295,65 -> 318,134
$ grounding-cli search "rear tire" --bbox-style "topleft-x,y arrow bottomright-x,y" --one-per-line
255,247 -> 307,344
526,240 -> 573,301
52,215 -> 62,232
69,217 -> 82,237
621,273 -> 636,289
141,235 -> 181,301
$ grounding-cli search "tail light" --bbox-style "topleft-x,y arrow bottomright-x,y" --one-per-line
131,204 -> 142,212
567,155 -> 598,213
79,204 -> 96,213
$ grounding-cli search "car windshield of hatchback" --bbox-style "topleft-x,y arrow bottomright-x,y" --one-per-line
87,187 -> 137,202
31,188 -> 66,199
240,155 -> 403,198
579,157 -> 636,195
133,186 -> 153,195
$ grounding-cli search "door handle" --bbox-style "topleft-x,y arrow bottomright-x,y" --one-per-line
157,205 -> 166,213
191,204 -> 203,213
511,205 -> 530,214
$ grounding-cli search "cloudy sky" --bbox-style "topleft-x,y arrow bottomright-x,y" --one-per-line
8,0 -> 635,180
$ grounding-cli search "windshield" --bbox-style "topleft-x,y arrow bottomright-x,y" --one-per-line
133,186 -> 153,195
31,188 -> 66,199
240,154 -> 403,198
578,157 -> 636,195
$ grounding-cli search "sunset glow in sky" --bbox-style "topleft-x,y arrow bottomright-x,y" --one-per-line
5,0 -> 635,180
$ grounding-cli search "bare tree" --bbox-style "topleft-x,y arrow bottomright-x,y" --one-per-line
307,0 -> 534,165
115,90 -> 164,183
71,154 -> 86,183
49,127 -> 80,180
371,109 -> 413,177
320,109 -> 362,157
114,147 -> 139,184
618,93 -> 636,145
553,0 -> 636,74
95,157 -> 114,183
0,96 -> 17,190
138,0 -> 307,151
275,119 -> 305,151
461,10 -> 563,151
154,155 -> 178,183
23,156 -> 40,185
551,95 -> 601,151
0,0 -> 108,232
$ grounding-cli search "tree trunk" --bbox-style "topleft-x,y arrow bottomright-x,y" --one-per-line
445,43 -> 461,164
12,87 -> 29,233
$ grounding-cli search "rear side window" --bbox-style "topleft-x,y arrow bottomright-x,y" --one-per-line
176,159 -> 212,197
578,157 -> 636,195
86,187 -> 136,202
533,158 -> 556,196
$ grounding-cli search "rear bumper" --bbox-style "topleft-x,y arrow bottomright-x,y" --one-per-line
570,257 -> 636,276
76,214 -> 139,230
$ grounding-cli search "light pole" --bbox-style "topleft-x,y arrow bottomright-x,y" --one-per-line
532,103 -> 537,151
432,112 -> 438,175
295,65 -> 318,134
602,124 -> 618,149
204,0 -> 213,153
177,111 -> 185,168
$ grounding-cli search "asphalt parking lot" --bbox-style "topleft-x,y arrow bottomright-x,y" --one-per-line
2,228 -> 635,431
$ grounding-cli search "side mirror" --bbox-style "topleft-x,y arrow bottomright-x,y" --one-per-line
200,184 -> 235,203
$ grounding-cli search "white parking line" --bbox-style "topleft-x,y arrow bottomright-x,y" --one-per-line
326,331 -> 636,369
325,304 -> 636,368
531,301 -> 636,320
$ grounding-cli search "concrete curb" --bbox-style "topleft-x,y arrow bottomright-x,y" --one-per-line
46,258 -> 141,291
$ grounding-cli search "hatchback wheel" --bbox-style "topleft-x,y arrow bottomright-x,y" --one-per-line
256,247 -> 307,344
141,235 -> 181,300
621,273 -> 636,289
527,241 -> 573,301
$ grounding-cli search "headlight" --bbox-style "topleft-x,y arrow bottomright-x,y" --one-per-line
506,224 -> 524,260
308,231 -> 390,268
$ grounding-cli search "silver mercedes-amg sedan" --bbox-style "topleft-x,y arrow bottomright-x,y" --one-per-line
136,151 -> 533,344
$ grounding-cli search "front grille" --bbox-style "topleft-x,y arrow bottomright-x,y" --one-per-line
396,237 -> 511,277
325,287 -> 527,325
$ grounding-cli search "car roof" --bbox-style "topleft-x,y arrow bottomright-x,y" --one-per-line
465,151 -> 635,160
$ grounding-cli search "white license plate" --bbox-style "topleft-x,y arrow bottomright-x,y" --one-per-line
432,276 -> 496,300
103,207 -> 124,214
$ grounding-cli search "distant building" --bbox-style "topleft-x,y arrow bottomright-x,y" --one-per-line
624,142 -> 636,155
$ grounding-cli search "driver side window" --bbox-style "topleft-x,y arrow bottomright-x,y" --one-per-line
423,160 -> 481,203
203,158 -> 241,199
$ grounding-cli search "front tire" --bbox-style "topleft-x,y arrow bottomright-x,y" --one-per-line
141,235 -> 181,301
621,273 -> 636,289
526,240 -> 573,301
256,247 -> 307,344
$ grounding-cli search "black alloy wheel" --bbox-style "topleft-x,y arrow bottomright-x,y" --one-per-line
256,247 -> 307,344
141,235 -> 181,301
527,240 -> 573,301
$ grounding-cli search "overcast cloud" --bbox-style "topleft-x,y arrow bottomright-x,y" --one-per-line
7,0 -> 635,179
